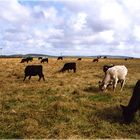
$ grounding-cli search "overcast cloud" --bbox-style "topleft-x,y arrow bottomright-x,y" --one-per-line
0,0 -> 140,57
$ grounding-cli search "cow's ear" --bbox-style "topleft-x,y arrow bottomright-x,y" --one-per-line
120,105 -> 126,110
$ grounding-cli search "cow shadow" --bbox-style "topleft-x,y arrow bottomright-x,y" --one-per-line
84,85 -> 99,93
94,106 -> 123,124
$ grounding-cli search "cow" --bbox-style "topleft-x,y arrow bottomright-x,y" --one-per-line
124,58 -> 128,61
57,56 -> 63,60
38,57 -> 42,60
41,58 -> 48,63
23,65 -> 45,81
93,58 -> 99,62
99,65 -> 128,92
120,80 -> 140,124
104,56 -> 107,59
59,62 -> 76,73
77,58 -> 82,61
20,57 -> 33,63
26,57 -> 33,62
20,58 -> 29,63
103,64 -> 115,73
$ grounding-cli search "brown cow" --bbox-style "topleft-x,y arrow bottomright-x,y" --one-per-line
77,58 -> 82,61
93,58 -> 99,62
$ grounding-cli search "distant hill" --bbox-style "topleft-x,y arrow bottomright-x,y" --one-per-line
0,54 -> 56,58
0,54 -> 136,58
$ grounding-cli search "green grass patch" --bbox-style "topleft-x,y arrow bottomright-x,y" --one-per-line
88,94 -> 112,102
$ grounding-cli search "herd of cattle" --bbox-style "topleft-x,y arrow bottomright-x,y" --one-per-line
20,56 -> 140,124
20,56 -> 133,64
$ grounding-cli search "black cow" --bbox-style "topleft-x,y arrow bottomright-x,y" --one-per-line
103,64 -> 115,73
38,57 -> 42,60
77,58 -> 82,61
26,57 -> 33,62
41,58 -> 48,63
20,58 -> 29,63
57,56 -> 63,60
59,62 -> 76,73
120,80 -> 140,124
93,58 -> 99,62
20,57 -> 33,63
23,65 -> 45,81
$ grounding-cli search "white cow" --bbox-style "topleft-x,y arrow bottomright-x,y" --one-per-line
99,65 -> 128,92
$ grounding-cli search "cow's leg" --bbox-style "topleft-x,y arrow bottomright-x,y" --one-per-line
23,76 -> 27,81
113,78 -> 118,92
74,68 -> 76,73
42,74 -> 45,81
39,75 -> 45,81
120,79 -> 125,91
28,76 -> 31,80
38,76 -> 41,81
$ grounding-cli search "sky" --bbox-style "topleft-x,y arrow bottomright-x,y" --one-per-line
0,0 -> 140,57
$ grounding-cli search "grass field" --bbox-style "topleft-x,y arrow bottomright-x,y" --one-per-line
0,57 -> 140,139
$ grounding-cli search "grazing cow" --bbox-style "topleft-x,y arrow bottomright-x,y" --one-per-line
23,65 -> 45,81
99,65 -> 128,92
38,57 -> 42,60
103,64 -> 115,73
59,62 -> 76,73
57,56 -> 63,60
104,56 -> 107,59
41,58 -> 48,63
20,58 -> 29,63
20,57 -> 33,63
77,58 -> 82,61
120,80 -> 140,124
26,57 -> 33,62
93,58 -> 99,62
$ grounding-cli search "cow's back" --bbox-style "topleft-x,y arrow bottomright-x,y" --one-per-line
25,65 -> 43,75
64,62 -> 76,68
107,65 -> 128,79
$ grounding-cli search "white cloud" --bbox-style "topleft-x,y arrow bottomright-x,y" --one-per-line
98,30 -> 114,43
0,0 -> 140,57
133,25 -> 140,41
71,12 -> 87,31
0,0 -> 31,23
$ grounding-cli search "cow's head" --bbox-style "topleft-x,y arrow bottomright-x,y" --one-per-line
120,105 -> 135,124
98,81 -> 107,92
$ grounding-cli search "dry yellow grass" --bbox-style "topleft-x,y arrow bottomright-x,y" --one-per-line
0,57 -> 140,138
